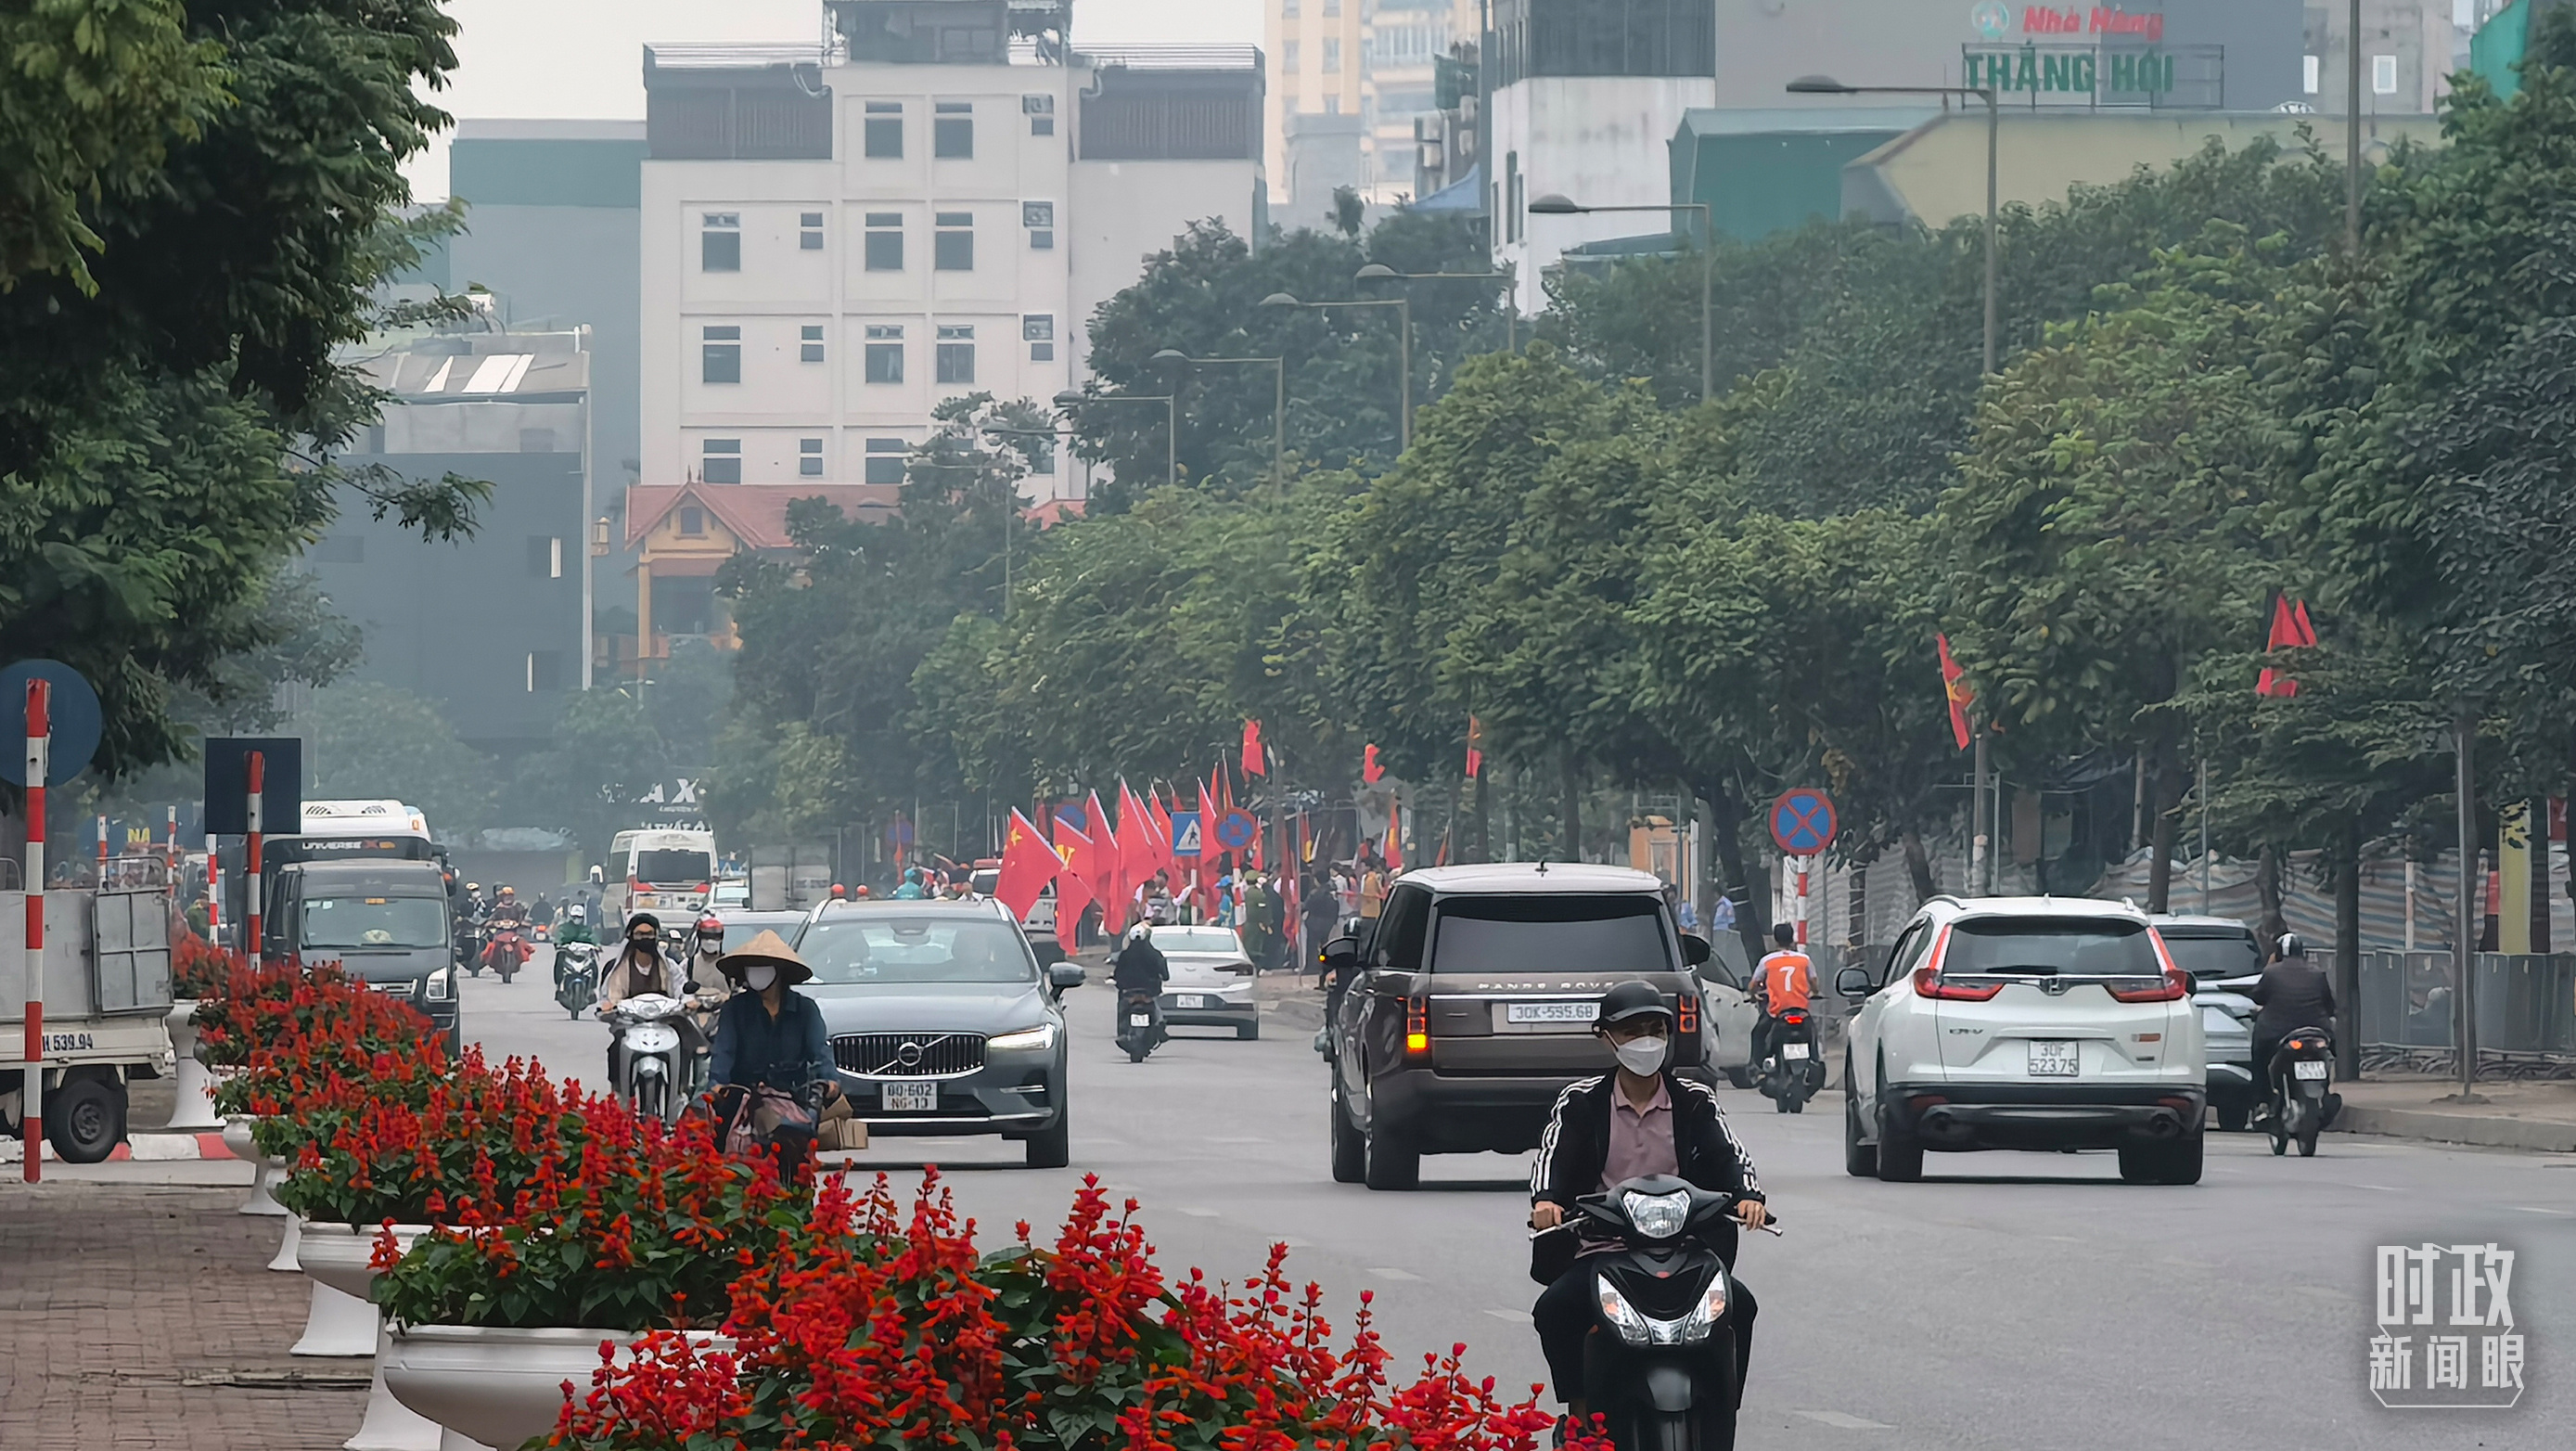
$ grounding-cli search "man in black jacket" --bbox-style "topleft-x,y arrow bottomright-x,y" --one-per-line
1528,982 -> 1767,1418
2250,932 -> 2336,1117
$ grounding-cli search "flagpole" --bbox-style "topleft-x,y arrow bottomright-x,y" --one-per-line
1971,725 -> 1990,897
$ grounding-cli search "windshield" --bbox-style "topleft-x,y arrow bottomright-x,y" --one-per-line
1945,919 -> 2158,975
634,849 -> 712,886
797,917 -> 1036,985
1155,927 -> 1243,954
301,895 -> 445,950
2160,931 -> 2262,982
1429,895 -> 1672,974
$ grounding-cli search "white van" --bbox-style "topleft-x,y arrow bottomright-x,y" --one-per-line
606,828 -> 719,920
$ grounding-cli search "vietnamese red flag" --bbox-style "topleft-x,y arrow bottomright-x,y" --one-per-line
1242,718 -> 1267,777
1086,790 -> 1127,936
1197,777 -> 1220,914
1217,765 -> 1238,871
1362,743 -> 1385,785
1119,782 -> 1159,899
2257,595 -> 2302,698
1150,788 -> 1178,875
1465,714 -> 1484,779
1936,634 -> 1973,751
1052,815 -> 1096,944
1385,801 -> 1403,872
994,809 -> 1060,920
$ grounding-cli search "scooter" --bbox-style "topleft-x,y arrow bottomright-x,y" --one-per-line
2262,1025 -> 2342,1158
1755,1008 -> 1823,1113
1544,1175 -> 1778,1451
460,918 -> 488,977
481,922 -> 530,983
554,942 -> 600,1021
605,993 -> 693,1124
1117,988 -> 1167,1063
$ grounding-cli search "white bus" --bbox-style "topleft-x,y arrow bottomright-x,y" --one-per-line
606,828 -> 719,921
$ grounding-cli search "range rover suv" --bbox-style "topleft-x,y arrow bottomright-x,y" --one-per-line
1321,864 -> 1715,1190
1838,896 -> 2207,1185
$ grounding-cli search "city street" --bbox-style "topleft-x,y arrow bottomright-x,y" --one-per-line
462,952 -> 2576,1451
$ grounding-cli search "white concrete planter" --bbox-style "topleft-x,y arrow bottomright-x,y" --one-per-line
384,1325 -> 732,1451
296,1222 -> 442,1451
164,1000 -> 223,1130
221,1114 -> 288,1217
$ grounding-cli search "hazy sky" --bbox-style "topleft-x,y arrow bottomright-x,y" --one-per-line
405,0 -> 1262,199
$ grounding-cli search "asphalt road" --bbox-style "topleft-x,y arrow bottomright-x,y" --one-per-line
462,951 -> 2576,1451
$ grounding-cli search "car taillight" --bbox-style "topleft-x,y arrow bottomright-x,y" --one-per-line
1678,994 -> 1698,1035
1405,995 -> 1429,1057
2107,967 -> 2190,1003
1913,966 -> 2005,1002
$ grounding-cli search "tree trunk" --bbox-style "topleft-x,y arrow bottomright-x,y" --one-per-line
1558,750 -> 1582,864
1902,828 -> 1938,904
1704,784 -> 1770,968
2145,763 -> 2183,913
2334,814 -> 2363,1081
2255,847 -> 2288,949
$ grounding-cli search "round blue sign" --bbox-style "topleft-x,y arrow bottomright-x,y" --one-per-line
1214,809 -> 1259,852
1768,789 -> 1838,856
0,660 -> 103,786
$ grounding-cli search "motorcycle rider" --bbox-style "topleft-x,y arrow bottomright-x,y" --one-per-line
554,902 -> 596,948
1530,982 -> 1766,1424
705,930 -> 845,1173
2249,932 -> 2336,1122
1749,922 -> 1813,1071
1113,920 -> 1169,1037
599,912 -> 681,1086
481,886 -> 532,972
892,866 -> 929,900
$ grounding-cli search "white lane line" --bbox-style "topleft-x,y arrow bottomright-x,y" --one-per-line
1794,1410 -> 1893,1430
2512,1205 -> 2575,1216
1177,1206 -> 1221,1217
1366,1266 -> 1424,1280
1483,1308 -> 1531,1324
2344,1183 -> 2403,1193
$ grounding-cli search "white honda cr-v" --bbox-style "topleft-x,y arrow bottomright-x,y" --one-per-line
1838,896 -> 2207,1185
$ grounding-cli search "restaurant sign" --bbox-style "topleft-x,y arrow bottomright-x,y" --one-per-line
1962,42 -> 2223,109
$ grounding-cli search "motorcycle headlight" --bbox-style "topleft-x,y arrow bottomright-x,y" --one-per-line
1621,1188 -> 1692,1241
987,1023 -> 1057,1052
634,1055 -> 665,1076
1677,1278 -> 1728,1342
425,970 -> 452,1002
1596,1273 -> 1724,1347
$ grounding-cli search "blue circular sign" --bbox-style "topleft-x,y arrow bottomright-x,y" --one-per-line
1769,789 -> 1838,855
0,660 -> 103,786
1214,809 -> 1259,851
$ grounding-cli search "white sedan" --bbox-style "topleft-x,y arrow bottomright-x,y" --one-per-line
1154,925 -> 1261,1040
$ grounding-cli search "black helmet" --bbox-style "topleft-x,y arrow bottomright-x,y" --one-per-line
1772,921 -> 1796,947
2277,931 -> 2306,959
1596,981 -> 1675,1029
626,912 -> 662,937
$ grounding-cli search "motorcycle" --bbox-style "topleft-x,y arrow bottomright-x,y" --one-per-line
1754,1008 -> 1823,1113
481,921 -> 531,982
1117,988 -> 1167,1063
2263,1025 -> 2342,1158
605,993 -> 693,1124
1539,1175 -> 1777,1451
460,917 -> 488,977
554,941 -> 601,1021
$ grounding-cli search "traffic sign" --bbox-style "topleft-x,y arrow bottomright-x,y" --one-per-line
1170,810 -> 1202,858
1768,789 -> 1837,856
203,737 -> 303,836
1214,809 -> 1258,852
0,661 -> 101,785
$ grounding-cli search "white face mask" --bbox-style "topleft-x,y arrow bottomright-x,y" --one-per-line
1612,1034 -> 1670,1077
743,964 -> 778,992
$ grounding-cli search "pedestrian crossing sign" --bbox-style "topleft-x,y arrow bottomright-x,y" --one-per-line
1171,811 -> 1201,858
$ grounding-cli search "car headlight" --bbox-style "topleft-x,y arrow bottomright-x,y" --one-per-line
987,1023 -> 1057,1052
1621,1188 -> 1691,1241
1596,1273 -> 1724,1347
424,970 -> 452,1002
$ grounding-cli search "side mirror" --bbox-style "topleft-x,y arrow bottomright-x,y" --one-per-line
2181,970 -> 2198,995
1032,937 -> 1067,968
1834,967 -> 1873,998
1681,934 -> 1712,968
1047,962 -> 1086,994
1320,935 -> 1360,969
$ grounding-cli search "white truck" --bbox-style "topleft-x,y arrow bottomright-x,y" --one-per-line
2,864 -> 178,1162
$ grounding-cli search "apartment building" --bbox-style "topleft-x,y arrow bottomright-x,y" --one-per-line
1267,0 -> 1483,217
639,1 -> 1263,501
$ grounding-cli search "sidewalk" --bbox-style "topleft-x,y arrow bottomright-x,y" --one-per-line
2329,1073 -> 2576,1153
0,1183 -> 357,1449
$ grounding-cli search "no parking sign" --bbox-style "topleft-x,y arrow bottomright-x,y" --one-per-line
1768,789 -> 1836,856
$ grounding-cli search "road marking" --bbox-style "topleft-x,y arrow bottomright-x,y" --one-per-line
2512,1205 -> 2575,1216
1794,1410 -> 1892,1430
1205,1136 -> 1272,1143
1365,1266 -> 1423,1280
2042,1235 -> 2083,1244
2343,1183 -> 2403,1193
1483,1308 -> 1531,1324
1177,1206 -> 1220,1217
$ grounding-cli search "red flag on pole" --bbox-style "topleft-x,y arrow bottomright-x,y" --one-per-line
1465,715 -> 1484,779
1937,634 -> 1973,751
1241,719 -> 1267,777
1119,781 -> 1160,897
1384,801 -> 1403,873
994,809 -> 1060,919
2256,595 -> 2318,698
1087,790 -> 1126,936
1150,788 -> 1177,876
1052,815 -> 1096,943
1363,743 -> 1385,785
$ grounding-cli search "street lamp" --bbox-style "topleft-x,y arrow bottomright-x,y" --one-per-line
1052,389 -> 1177,493
1259,291 -> 1411,452
1527,193 -> 1714,403
1353,262 -> 1520,352
1151,348 -> 1287,500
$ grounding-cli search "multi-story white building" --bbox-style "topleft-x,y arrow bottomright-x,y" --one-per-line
640,0 -> 1263,502
1266,0 -> 1482,217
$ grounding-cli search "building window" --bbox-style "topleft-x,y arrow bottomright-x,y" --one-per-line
865,325 -> 904,384
699,439 -> 741,485
1505,150 -> 1520,242
865,437 -> 906,485
934,101 -> 973,158
1285,0 -> 1299,14
1326,39 -> 1342,73
527,650 -> 563,693
2373,54 -> 2398,96
1325,92 -> 1339,114
701,325 -> 741,384
865,100 -> 902,157
1023,314 -> 1054,363
936,325 -> 974,384
934,212 -> 973,270
679,506 -> 706,535
800,438 -> 825,477
527,535 -> 565,579
1285,40 -> 1300,71
1023,200 -> 1054,250
2303,55 -> 2320,95
800,211 -> 824,250
865,212 -> 903,271
700,212 -> 740,271
1325,0 -> 1339,14
1024,93 -> 1054,136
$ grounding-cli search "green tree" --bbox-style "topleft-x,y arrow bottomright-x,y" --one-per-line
305,681 -> 496,835
510,687 -> 673,863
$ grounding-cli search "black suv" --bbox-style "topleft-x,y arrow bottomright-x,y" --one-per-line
1321,864 -> 1713,1189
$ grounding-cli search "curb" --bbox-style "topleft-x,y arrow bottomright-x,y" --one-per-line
0,1130 -> 237,1164
2330,1107 -> 2576,1154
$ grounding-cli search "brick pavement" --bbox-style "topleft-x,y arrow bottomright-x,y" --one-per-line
0,1184 -> 361,1449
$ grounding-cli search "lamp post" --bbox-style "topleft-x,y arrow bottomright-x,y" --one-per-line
1259,292 -> 1411,452
1353,262 -> 1519,353
1151,349 -> 1287,500
1788,74 -> 1999,378
1052,390 -> 1177,493
1526,195 -> 1712,403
